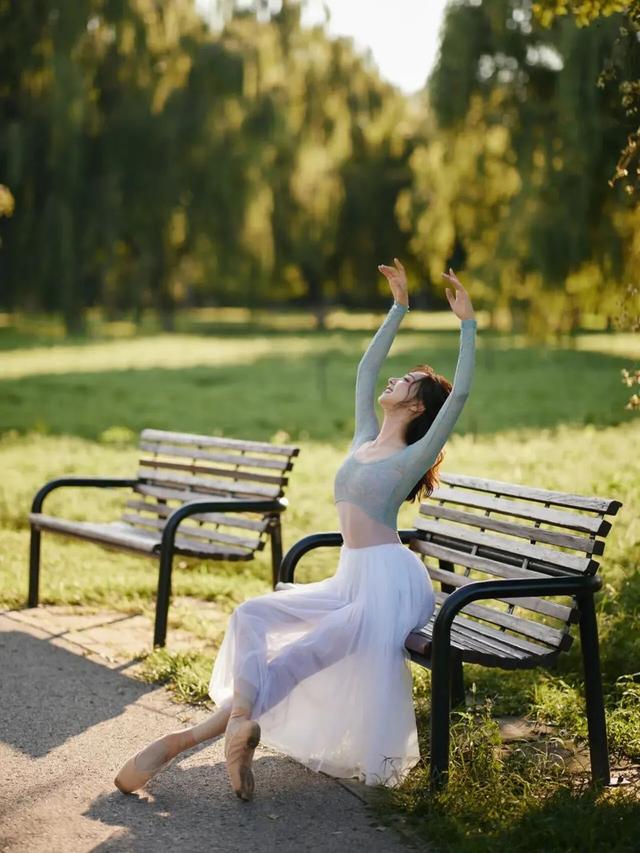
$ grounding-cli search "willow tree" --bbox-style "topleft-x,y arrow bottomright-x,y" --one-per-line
403,0 -> 633,335
209,0 -> 419,325
533,0 -> 639,407
0,0 -> 208,331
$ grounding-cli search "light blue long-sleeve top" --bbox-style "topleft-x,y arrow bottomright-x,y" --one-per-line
333,301 -> 477,530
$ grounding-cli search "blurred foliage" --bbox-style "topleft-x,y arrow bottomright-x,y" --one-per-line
0,0 -> 638,339
0,0 -> 417,331
533,0 -> 640,200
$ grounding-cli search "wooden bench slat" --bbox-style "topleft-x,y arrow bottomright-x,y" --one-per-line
407,625 -> 561,666
141,428 -> 300,457
29,515 -> 160,554
427,565 -> 575,622
439,473 -> 621,515
124,498 -> 269,533
133,485 -> 272,523
430,486 -> 609,536
120,513 -> 262,550
418,605 -> 548,658
446,612 -> 560,657
414,518 -> 596,573
412,540 -> 557,581
449,623 -> 544,661
137,470 -> 282,499
407,620 -> 525,660
406,625 -> 506,660
139,441 -> 292,472
171,535 -> 256,558
419,503 -> 605,555
414,608 -> 568,659
423,619 -> 533,659
139,458 -> 287,487
448,626 -> 513,659
29,514 -> 256,558
433,591 -> 568,648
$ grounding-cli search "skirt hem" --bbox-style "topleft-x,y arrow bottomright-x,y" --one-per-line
258,731 -> 421,789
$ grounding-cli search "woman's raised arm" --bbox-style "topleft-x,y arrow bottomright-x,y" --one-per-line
398,316 -> 476,472
351,300 -> 409,450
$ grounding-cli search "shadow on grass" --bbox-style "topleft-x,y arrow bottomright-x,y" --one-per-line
0,340 -> 635,441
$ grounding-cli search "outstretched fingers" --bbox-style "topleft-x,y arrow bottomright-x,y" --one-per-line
442,267 -> 464,290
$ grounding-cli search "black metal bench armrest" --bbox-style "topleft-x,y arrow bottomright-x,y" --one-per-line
31,477 -> 140,514
431,574 -> 602,661
160,497 -> 289,551
278,529 -> 418,584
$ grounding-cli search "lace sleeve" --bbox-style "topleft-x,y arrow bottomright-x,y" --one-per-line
350,300 -> 409,451
398,318 -> 476,472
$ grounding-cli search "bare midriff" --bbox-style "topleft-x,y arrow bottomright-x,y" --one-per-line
335,500 -> 402,548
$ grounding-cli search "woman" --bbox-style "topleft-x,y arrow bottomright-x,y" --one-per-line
114,259 -> 476,801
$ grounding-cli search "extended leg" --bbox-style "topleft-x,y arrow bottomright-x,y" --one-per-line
245,601 -> 360,717
211,578 -> 345,719
114,698 -> 233,794
213,584 -> 345,799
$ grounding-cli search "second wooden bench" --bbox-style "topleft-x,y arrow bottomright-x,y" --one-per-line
28,428 -> 300,646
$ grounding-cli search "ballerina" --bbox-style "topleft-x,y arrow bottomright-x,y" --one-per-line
114,259 -> 476,800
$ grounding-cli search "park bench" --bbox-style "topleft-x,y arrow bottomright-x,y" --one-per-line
27,428 -> 300,646
278,472 -> 622,789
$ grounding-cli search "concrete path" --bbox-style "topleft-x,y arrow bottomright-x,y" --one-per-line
0,607 -> 424,853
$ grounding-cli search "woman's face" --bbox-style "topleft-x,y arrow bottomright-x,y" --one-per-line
378,371 -> 429,410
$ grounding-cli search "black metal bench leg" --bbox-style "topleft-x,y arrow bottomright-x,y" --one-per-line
451,655 -> 465,709
430,640 -> 452,789
154,545 -> 174,648
28,525 -> 41,607
270,514 -> 283,589
578,592 -> 610,786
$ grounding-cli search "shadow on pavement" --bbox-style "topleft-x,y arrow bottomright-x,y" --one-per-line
0,625 -> 155,759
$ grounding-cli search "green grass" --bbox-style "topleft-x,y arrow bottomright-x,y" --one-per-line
1,310 -> 638,851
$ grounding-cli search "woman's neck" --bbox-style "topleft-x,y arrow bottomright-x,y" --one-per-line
369,412 -> 411,449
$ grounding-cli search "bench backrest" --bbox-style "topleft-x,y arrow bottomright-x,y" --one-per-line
121,429 -> 300,558
409,472 -> 622,663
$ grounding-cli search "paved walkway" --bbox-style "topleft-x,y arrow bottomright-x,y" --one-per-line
0,606 -> 423,853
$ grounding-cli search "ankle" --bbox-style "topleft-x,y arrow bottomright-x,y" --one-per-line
229,708 -> 251,721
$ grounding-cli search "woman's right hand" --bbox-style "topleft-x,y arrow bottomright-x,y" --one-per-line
442,268 -> 475,321
378,257 -> 409,307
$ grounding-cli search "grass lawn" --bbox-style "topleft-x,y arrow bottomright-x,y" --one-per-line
1,308 -> 638,851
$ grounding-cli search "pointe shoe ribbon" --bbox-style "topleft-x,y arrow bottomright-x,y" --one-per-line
224,717 -> 261,801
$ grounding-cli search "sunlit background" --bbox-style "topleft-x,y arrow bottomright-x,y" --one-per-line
1,4 -> 639,843
228,0 -> 449,94
1,0 -> 638,339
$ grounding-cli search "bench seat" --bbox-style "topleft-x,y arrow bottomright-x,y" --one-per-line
29,514 -> 256,560
406,611 -> 564,669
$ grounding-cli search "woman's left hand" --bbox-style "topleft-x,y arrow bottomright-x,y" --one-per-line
378,258 -> 409,306
442,268 -> 475,321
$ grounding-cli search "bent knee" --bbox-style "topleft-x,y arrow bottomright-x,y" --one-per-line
233,597 -> 271,621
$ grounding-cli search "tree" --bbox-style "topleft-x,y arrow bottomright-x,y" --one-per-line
402,0 -> 635,335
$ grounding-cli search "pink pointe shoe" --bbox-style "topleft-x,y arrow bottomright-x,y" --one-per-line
224,717 -> 261,801
114,734 -> 181,794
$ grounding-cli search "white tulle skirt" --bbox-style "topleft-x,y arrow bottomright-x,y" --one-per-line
208,542 -> 435,787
